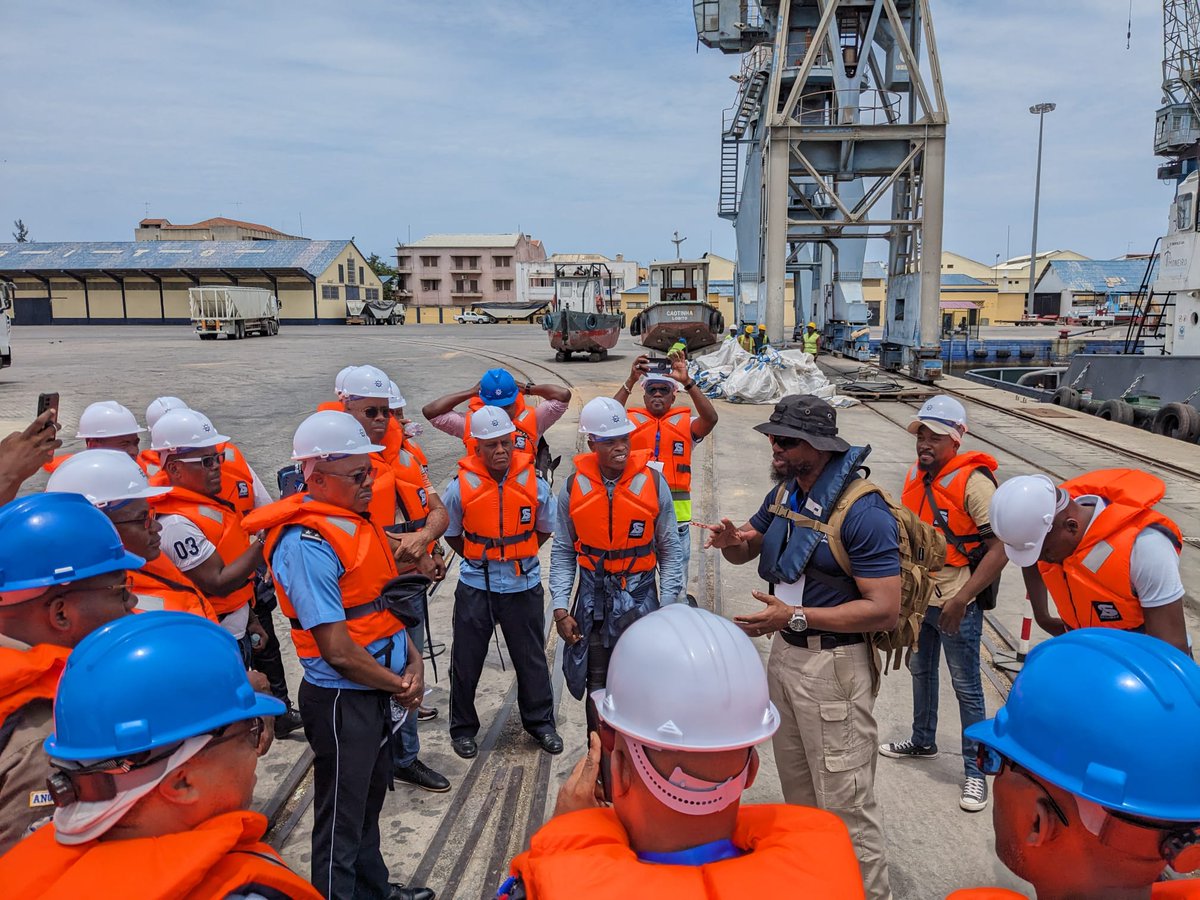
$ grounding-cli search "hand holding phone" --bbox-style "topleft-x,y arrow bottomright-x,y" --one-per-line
36,393 -> 59,431
646,357 -> 672,375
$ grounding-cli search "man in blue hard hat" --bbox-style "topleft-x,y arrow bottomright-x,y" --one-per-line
0,612 -> 322,899
0,493 -> 142,854
948,629 -> 1200,899
422,367 -> 572,456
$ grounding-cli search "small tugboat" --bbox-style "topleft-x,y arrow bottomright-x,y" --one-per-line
629,256 -> 725,352
541,262 -> 624,362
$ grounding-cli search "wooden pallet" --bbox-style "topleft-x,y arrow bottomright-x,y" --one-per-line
843,388 -> 934,402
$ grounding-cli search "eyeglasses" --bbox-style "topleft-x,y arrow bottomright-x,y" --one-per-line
207,716 -> 264,752
354,406 -> 390,420
110,510 -> 157,529
767,434 -> 805,450
175,453 -> 222,470
318,467 -> 372,485
45,577 -> 133,605
977,746 -> 1069,826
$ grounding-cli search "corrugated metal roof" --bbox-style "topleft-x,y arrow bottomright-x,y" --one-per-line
0,240 -> 353,276
402,233 -> 525,249
940,274 -> 995,288
1040,258 -> 1156,293
863,261 -> 887,280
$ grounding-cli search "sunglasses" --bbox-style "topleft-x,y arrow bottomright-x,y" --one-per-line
45,577 -> 133,605
207,716 -> 265,752
318,467 -> 372,485
175,453 -> 222,470
110,509 -> 157,529
977,746 -> 1069,826
644,384 -> 674,396
355,406 -> 391,420
767,434 -> 805,450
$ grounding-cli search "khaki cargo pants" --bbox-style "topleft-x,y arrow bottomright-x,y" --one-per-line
768,634 -> 891,900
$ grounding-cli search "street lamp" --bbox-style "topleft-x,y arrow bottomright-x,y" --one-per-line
1026,102 -> 1056,317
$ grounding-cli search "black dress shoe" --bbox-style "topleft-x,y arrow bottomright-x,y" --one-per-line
387,883 -> 436,900
273,708 -> 304,739
417,705 -> 439,722
451,736 -> 478,759
394,759 -> 451,793
536,731 -> 564,755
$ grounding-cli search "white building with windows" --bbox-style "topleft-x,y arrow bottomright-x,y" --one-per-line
394,233 -> 546,306
516,253 -> 640,308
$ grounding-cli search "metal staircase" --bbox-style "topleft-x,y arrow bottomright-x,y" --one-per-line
718,62 -> 769,220
1123,239 -> 1171,354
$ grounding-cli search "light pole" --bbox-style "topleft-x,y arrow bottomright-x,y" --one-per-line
1026,102 -> 1056,317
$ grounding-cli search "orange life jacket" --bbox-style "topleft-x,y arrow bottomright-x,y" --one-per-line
466,395 -> 537,455
1037,469 -> 1183,631
368,448 -> 432,534
137,449 -> 161,477
945,891 -> 1027,899
130,554 -> 218,622
508,805 -> 866,899
457,453 -> 540,569
948,885 -> 1199,899
216,441 -> 257,517
0,810 -> 322,900
569,450 -> 659,575
0,643 -> 69,723
901,451 -> 998,568
149,486 -> 256,617
628,407 -> 694,521
44,452 -> 150,476
245,493 -> 402,659
316,400 -> 343,413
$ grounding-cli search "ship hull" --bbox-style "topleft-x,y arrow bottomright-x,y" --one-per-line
543,309 -> 623,355
630,302 -> 725,352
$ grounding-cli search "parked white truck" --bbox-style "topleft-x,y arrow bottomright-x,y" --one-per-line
189,285 -> 280,340
0,282 -> 13,368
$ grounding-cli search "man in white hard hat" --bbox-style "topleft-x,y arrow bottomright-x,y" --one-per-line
880,395 -> 1008,814
990,471 -> 1190,654
43,401 -> 145,474
549,397 -> 682,786
46,449 -> 215,621
243,411 -> 433,900
501,605 -> 866,898
613,353 -> 719,603
147,409 -> 268,661
442,406 -> 561,760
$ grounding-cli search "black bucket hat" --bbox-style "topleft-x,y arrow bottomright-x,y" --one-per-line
753,394 -> 850,453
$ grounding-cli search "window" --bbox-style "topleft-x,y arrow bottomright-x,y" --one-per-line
532,277 -> 554,287
396,275 -> 408,291
493,279 -> 513,291
397,256 -> 410,268
322,285 -> 340,299
1177,194 -> 1195,231
493,255 -> 512,268
359,266 -> 365,284
454,278 -> 479,293
670,270 -> 685,288
338,264 -> 345,283
421,279 -> 440,292
421,255 -> 439,267
452,256 -> 480,270
365,288 -> 380,301
347,258 -> 356,285
894,297 -> 906,321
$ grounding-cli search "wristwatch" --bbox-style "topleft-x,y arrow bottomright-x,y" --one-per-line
786,606 -> 808,633
524,381 -> 535,395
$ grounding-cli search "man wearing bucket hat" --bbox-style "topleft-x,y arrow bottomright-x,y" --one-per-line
880,395 -> 1007,815
0,493 -> 142,853
422,367 -> 572,457
700,393 -> 900,900
0,612 -> 321,899
989,470 -> 1189,654
614,353 -> 718,602
947,629 -> 1200,899
243,411 -> 433,900
442,406 -> 560,759
501,605 -> 866,898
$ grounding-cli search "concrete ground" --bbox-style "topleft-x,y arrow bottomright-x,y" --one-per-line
7,322 -> 1196,899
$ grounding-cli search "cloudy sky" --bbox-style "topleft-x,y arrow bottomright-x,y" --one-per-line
0,1 -> 1171,268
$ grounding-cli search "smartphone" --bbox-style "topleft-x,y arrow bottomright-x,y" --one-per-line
646,356 -> 672,375
276,465 -> 304,498
36,392 -> 59,429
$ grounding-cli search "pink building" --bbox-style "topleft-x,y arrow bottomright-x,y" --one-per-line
394,233 -> 546,306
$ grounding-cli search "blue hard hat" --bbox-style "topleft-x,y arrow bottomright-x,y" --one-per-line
479,368 -> 518,406
966,629 -> 1200,821
0,493 -> 143,602
46,612 -> 285,760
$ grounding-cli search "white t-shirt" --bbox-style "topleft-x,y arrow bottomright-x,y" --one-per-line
157,513 -> 249,638
1078,496 -> 1185,608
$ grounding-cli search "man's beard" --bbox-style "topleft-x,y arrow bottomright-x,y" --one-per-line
769,459 -> 814,485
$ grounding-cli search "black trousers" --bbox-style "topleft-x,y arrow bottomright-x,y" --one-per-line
298,679 -> 393,900
449,581 -> 555,740
251,590 -> 292,704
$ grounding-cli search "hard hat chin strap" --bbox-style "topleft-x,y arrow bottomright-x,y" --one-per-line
626,739 -> 750,816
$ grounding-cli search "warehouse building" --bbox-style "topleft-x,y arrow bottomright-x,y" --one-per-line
0,240 -> 381,325
134,216 -> 305,242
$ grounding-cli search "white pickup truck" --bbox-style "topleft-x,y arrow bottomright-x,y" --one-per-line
0,283 -> 12,368
189,286 -> 280,340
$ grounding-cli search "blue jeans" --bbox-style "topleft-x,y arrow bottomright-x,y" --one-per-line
910,602 -> 985,779
394,618 -> 423,768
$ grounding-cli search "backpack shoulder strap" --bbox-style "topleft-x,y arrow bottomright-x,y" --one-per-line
824,480 -> 884,576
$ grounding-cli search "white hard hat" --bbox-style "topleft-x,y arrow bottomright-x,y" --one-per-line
150,409 -> 229,452
594,604 -> 780,752
640,373 -> 679,393
469,405 -> 516,440
989,474 -> 1061,567
291,410 -> 384,460
342,365 -> 391,400
907,394 -> 968,439
579,396 -> 635,438
46,449 -> 171,508
76,402 -> 145,439
388,380 -> 406,411
334,365 -> 359,398
145,396 -> 189,431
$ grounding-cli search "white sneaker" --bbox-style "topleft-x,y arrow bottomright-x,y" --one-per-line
960,775 -> 988,812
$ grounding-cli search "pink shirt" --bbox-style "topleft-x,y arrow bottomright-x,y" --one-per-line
429,399 -> 569,439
